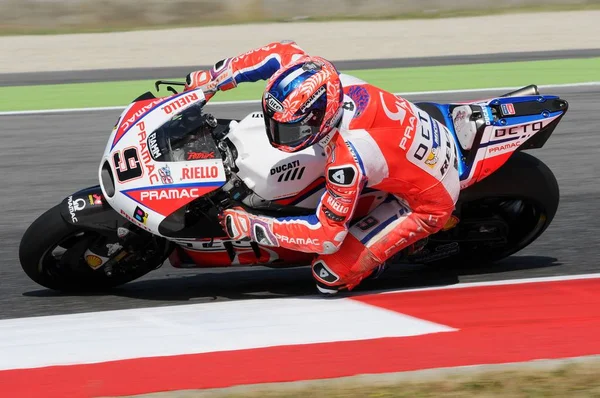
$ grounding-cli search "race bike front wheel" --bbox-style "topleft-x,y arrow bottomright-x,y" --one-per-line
19,203 -> 172,291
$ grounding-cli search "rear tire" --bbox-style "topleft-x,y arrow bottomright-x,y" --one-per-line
420,152 -> 559,265
19,204 -> 171,291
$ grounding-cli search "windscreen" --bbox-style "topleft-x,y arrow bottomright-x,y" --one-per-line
148,103 -> 220,162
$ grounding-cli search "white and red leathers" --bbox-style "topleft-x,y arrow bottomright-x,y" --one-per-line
187,41 -> 461,292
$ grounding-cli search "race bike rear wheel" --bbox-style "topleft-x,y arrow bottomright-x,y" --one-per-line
19,203 -> 172,291
404,152 -> 560,266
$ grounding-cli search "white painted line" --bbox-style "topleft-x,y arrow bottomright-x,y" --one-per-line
0,100 -> 261,116
0,296 -> 454,371
1,81 -> 598,117
377,272 -> 600,295
0,105 -> 127,116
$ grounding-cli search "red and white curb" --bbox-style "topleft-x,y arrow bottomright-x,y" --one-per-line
1,273 -> 600,397
0,296 -> 455,370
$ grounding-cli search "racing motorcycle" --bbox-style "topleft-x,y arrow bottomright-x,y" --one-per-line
19,80 -> 568,291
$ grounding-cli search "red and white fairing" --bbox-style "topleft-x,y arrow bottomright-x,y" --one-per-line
225,111 -> 328,205
165,111 -> 332,263
99,86 -> 330,243
99,89 -> 228,236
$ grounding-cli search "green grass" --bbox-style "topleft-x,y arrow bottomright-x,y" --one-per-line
2,57 -> 600,112
117,358 -> 600,397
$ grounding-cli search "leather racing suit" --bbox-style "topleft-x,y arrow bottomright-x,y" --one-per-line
187,41 -> 461,292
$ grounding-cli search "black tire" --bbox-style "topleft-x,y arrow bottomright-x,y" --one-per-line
19,203 -> 170,291
425,152 -> 559,265
460,152 -> 559,219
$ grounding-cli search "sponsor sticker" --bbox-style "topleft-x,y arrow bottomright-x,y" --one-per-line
85,254 -> 104,269
181,166 -> 220,181
139,187 -> 203,201
327,165 -> 357,186
501,103 -> 516,115
112,98 -> 164,148
187,151 -> 215,160
326,195 -> 350,214
300,86 -> 326,113
148,131 -> 161,159
442,215 -> 460,231
161,92 -> 199,115
159,165 -> 174,184
88,194 -> 103,206
270,160 -> 300,175
275,234 -> 320,246
493,121 -> 544,140
67,196 -> 85,223
136,121 -> 159,184
120,209 -> 152,232
312,260 -> 339,283
271,160 -> 305,182
302,61 -> 323,71
133,206 -> 148,224
488,141 -> 520,154
264,93 -> 284,113
322,205 -> 345,222
124,181 -> 225,216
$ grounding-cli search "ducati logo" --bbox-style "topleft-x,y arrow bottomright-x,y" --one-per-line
319,269 -> 330,278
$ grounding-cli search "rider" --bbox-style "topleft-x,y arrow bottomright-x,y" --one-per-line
184,41 -> 460,294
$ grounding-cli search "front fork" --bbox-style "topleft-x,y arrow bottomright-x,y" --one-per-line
59,185 -> 173,274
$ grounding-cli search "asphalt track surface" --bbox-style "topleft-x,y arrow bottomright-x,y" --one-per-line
2,49 -> 600,87
1,85 -> 599,321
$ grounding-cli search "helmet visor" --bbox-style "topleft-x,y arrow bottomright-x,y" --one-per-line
266,108 -> 325,148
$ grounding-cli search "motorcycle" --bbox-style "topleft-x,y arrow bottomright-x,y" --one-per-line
19,79 -> 568,291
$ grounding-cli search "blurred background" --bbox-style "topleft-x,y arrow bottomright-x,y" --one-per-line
1,1 -> 600,396
1,0 -> 600,34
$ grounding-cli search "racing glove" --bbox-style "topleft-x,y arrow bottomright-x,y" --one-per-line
185,59 -> 237,100
184,70 -> 217,100
221,207 -> 279,247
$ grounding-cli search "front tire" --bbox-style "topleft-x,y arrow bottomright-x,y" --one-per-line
19,203 -> 171,291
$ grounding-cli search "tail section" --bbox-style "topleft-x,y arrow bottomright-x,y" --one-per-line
448,85 -> 568,189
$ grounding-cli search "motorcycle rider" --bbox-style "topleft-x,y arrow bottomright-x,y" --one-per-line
184,41 -> 460,294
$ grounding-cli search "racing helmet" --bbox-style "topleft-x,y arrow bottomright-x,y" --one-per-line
262,56 -> 344,153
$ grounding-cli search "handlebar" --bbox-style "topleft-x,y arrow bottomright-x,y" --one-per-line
154,80 -> 186,95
